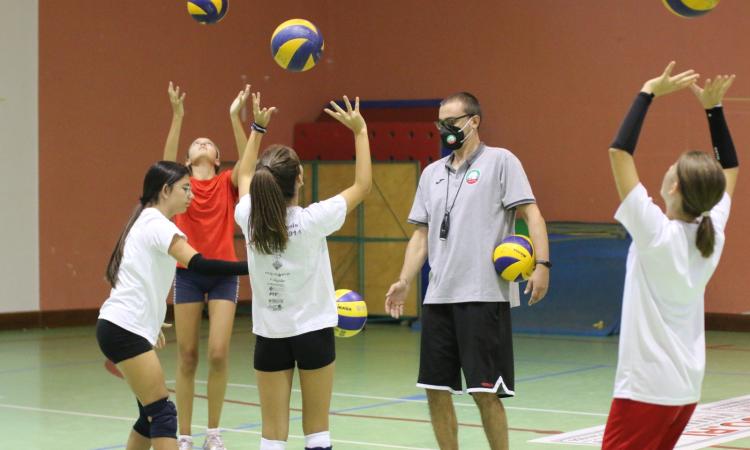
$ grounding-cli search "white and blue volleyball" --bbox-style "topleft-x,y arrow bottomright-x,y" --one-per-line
334,289 -> 367,338
493,235 -> 535,282
270,19 -> 324,72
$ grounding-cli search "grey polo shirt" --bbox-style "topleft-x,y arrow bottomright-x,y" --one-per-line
408,143 -> 535,307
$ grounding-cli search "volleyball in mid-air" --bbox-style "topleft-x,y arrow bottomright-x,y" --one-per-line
493,235 -> 535,282
187,0 -> 228,24
270,19 -> 324,72
334,289 -> 367,338
662,0 -> 719,18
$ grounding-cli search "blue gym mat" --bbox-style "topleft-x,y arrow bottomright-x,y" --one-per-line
511,225 -> 630,336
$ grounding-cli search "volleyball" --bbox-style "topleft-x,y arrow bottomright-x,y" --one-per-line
663,0 -> 719,18
187,0 -> 228,24
493,235 -> 535,282
334,289 -> 367,338
270,19 -> 324,72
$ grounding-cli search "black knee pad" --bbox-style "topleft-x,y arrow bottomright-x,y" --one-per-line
133,400 -> 151,438
143,397 -> 177,439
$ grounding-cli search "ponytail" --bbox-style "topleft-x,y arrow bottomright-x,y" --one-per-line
695,215 -> 716,258
106,203 -> 145,287
676,151 -> 726,259
250,166 -> 289,254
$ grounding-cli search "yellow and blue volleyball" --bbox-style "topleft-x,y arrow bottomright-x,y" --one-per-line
270,19 -> 324,72
334,289 -> 367,338
663,0 -> 719,18
493,235 -> 535,282
187,0 -> 228,25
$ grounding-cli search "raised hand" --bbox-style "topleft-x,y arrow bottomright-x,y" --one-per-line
641,61 -> 700,97
251,92 -> 277,128
324,96 -> 366,135
690,74 -> 736,109
168,81 -> 186,117
230,84 -> 251,117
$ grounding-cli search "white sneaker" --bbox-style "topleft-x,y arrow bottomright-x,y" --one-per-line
203,433 -> 226,450
178,436 -> 194,450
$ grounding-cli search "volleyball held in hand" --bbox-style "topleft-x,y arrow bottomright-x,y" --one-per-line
493,235 -> 535,282
663,0 -> 719,18
270,19 -> 324,72
334,289 -> 367,338
187,0 -> 228,24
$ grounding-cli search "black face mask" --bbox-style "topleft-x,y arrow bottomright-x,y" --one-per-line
439,120 -> 474,151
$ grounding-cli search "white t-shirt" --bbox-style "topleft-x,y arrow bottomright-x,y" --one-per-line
99,208 -> 185,346
234,194 -> 347,338
613,183 -> 731,405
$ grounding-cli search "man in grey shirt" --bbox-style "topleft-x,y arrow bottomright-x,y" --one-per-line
385,92 -> 550,450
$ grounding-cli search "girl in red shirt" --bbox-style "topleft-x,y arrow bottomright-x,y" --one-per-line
163,82 -> 251,450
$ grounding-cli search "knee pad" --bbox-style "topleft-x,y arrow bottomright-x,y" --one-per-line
133,400 -> 150,438
143,397 -> 177,439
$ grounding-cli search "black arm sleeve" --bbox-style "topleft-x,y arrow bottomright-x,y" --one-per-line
706,106 -> 739,169
187,253 -> 249,276
610,92 -> 654,155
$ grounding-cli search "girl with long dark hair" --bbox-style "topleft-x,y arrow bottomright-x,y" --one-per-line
97,161 -> 247,450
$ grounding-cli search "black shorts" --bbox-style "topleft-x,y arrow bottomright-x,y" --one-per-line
254,327 -> 335,372
96,319 -> 153,364
418,302 -> 515,397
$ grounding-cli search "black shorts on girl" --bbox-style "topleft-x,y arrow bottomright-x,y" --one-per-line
173,267 -> 239,304
254,327 -> 335,371
417,302 -> 515,397
96,319 -> 153,364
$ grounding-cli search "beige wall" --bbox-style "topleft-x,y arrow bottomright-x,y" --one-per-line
1,0 -> 39,313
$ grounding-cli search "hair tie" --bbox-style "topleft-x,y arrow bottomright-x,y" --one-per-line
701,211 -> 711,218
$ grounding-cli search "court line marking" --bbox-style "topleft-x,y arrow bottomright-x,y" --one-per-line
174,379 -> 608,417
0,402 -> 438,450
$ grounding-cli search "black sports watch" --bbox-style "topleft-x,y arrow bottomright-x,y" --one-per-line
535,259 -> 552,269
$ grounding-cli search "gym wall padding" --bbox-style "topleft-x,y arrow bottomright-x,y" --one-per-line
511,224 -> 631,336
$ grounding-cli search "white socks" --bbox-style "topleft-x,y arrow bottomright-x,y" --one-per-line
305,431 -> 332,449
206,427 -> 220,437
260,437 -> 287,450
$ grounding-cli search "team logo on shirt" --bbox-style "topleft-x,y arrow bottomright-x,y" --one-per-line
272,255 -> 283,271
466,169 -> 481,185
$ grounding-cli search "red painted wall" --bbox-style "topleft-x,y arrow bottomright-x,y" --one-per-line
40,1 -> 749,313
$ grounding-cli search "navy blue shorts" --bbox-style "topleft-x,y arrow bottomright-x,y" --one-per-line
173,268 -> 239,304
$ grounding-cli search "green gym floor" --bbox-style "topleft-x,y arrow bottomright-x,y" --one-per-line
1,321 -> 749,450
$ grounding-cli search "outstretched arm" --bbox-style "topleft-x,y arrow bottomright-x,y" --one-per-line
237,92 -> 277,197
690,75 -> 739,197
324,96 -> 372,212
163,82 -> 186,162
230,84 -> 251,187
168,236 -> 247,276
609,62 -> 699,200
